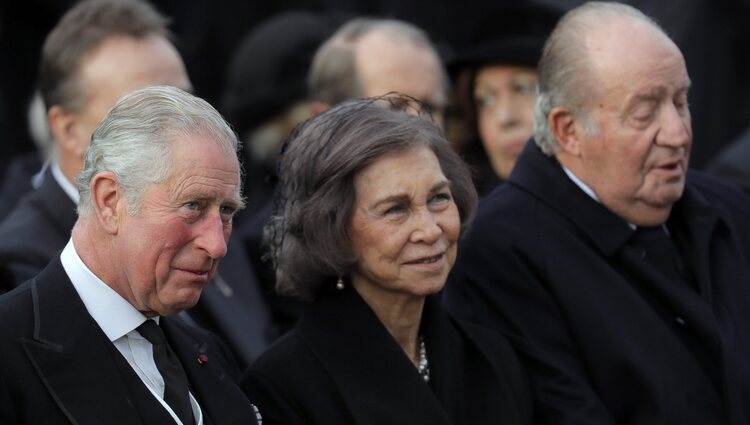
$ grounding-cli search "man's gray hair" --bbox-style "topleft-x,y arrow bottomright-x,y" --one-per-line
533,1 -> 664,155
308,18 -> 447,105
77,86 -> 240,217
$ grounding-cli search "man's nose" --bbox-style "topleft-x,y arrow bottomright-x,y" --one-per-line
656,103 -> 691,148
196,212 -> 229,259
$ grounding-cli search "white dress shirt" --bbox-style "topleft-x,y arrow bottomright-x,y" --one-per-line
61,239 -> 203,425
51,162 -> 80,205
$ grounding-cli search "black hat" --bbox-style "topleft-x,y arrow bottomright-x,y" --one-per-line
220,11 -> 344,137
447,3 -> 563,74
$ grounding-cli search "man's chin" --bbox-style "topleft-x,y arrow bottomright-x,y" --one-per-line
157,290 -> 204,316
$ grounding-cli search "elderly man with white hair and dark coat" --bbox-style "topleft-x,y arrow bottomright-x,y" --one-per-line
0,86 -> 261,424
444,2 -> 750,424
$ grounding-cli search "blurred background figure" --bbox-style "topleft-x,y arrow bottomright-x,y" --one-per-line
0,91 -> 52,221
220,11 -> 344,336
446,3 -> 561,195
221,11 -> 344,222
0,0 -> 191,289
241,96 -> 533,424
308,18 -> 448,123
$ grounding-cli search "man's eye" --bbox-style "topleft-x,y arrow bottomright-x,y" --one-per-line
220,205 -> 237,222
184,202 -> 199,210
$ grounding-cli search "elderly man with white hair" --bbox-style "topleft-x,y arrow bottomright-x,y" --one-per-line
0,86 -> 261,425
445,2 -> 750,424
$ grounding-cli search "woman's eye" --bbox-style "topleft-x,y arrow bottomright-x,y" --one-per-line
515,82 -> 538,96
474,93 -> 494,110
384,204 -> 406,216
430,193 -> 452,204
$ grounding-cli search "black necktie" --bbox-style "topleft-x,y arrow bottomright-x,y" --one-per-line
630,226 -> 687,285
137,320 -> 196,425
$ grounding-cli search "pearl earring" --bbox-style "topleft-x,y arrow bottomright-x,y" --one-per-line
336,277 -> 345,290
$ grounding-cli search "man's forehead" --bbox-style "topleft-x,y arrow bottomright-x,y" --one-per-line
584,18 -> 687,96
585,16 -> 682,65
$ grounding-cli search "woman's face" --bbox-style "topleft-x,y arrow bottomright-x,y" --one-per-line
349,147 -> 461,300
474,65 -> 538,179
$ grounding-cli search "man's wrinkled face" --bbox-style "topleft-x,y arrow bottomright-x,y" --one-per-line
574,19 -> 691,225
116,134 -> 241,317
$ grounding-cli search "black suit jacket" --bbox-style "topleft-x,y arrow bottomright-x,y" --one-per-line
445,142 -> 750,425
0,256 -> 260,424
0,168 -> 76,291
241,287 -> 533,425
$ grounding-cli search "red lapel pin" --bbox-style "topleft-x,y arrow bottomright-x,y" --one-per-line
197,354 -> 209,365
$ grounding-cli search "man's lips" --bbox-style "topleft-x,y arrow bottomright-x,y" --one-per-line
174,266 -> 212,280
653,157 -> 685,175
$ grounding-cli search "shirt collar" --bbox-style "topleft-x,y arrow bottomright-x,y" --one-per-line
562,166 -> 599,202
562,165 -> 636,230
61,239 -> 151,341
51,161 -> 80,205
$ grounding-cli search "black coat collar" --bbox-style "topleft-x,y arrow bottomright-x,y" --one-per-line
298,288 -> 452,425
297,287 -> 523,424
508,142 -> 724,259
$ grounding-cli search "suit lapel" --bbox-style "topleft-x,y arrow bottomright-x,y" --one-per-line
21,258 -> 149,425
162,317 -> 258,425
298,288 -> 452,425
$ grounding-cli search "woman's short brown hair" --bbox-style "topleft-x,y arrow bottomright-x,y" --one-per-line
266,95 -> 477,299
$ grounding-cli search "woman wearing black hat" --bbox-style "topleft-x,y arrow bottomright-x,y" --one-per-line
447,4 -> 562,196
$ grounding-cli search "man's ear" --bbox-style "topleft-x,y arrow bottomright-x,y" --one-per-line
90,171 -> 122,234
48,105 -> 76,150
549,107 -> 582,156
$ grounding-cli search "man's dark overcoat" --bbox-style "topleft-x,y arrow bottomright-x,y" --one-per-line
445,142 -> 750,425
